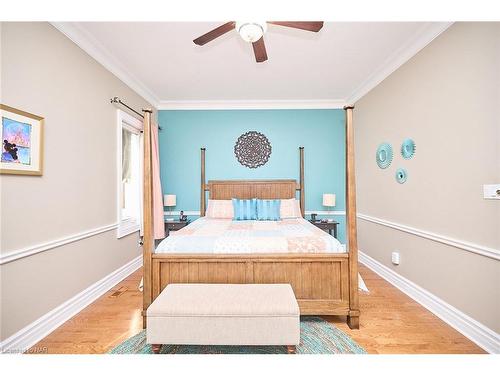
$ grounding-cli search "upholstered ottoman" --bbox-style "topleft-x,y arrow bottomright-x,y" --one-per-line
146,284 -> 300,353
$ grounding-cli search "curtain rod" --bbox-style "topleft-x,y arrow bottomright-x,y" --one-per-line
110,97 -> 162,130
110,97 -> 144,118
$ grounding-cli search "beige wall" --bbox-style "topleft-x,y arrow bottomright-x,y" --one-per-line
0,22 -> 151,340
355,22 -> 500,332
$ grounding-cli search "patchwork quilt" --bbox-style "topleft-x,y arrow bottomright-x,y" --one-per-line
155,217 -> 345,254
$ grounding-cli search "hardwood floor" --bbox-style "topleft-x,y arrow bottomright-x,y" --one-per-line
29,265 -> 485,354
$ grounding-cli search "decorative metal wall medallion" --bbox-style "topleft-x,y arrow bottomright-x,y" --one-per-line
234,131 -> 272,168
376,143 -> 393,169
401,138 -> 416,159
395,168 -> 408,184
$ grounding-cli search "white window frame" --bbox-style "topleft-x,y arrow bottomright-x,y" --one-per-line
117,110 -> 143,238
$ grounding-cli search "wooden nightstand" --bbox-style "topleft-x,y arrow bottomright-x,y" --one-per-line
164,220 -> 190,237
310,220 -> 339,239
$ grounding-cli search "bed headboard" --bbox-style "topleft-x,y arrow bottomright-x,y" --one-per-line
208,180 -> 298,200
200,147 -> 305,217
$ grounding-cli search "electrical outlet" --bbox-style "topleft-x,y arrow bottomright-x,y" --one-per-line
391,252 -> 400,265
483,184 -> 500,200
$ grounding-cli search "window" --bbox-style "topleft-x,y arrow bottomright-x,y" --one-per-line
117,110 -> 143,238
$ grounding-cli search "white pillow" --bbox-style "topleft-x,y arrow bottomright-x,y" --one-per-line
206,199 -> 234,219
280,198 -> 302,218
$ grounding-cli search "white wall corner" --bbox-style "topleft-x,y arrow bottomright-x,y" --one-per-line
0,255 -> 142,354
359,251 -> 500,354
347,22 -> 453,104
50,22 -> 160,108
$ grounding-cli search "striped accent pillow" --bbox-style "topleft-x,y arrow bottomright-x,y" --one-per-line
232,198 -> 257,220
256,199 -> 281,221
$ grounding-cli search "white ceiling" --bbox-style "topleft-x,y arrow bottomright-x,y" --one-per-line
53,22 -> 451,109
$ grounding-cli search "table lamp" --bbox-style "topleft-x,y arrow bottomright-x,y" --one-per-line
322,193 -> 336,222
164,194 -> 176,221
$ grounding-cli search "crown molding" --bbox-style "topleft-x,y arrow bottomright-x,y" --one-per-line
51,22 -> 452,110
50,22 -> 160,108
347,22 -> 453,104
157,99 -> 347,110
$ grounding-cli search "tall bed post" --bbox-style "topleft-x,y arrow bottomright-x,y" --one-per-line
200,148 -> 206,216
344,105 -> 360,329
142,109 -> 154,328
299,147 -> 305,218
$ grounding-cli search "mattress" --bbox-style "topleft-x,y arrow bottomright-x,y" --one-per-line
155,217 -> 345,254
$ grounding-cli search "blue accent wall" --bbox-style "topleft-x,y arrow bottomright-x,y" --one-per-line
158,109 -> 347,243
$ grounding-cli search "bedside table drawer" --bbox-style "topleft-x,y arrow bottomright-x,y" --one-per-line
164,220 -> 190,237
166,222 -> 186,231
309,220 -> 339,239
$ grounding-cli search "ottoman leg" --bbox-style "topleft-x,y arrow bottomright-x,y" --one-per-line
287,345 -> 296,354
152,344 -> 162,354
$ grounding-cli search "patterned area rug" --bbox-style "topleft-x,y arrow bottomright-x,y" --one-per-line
109,317 -> 366,354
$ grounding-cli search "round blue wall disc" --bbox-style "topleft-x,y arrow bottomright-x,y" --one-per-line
395,168 -> 408,184
376,143 -> 393,169
401,138 -> 416,159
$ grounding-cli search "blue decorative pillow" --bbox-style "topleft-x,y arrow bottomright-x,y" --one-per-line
256,199 -> 281,221
232,198 -> 257,220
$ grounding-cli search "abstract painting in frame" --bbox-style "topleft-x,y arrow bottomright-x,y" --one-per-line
0,104 -> 44,175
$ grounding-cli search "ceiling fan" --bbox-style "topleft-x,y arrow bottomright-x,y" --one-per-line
193,21 -> 324,63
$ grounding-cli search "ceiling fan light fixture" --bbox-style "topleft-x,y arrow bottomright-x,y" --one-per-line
235,21 -> 267,43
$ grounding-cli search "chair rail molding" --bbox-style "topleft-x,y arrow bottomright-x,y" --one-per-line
306,210 -> 346,216
357,213 -> 500,261
164,210 -> 346,217
0,223 -> 119,265
0,255 -> 142,354
359,251 -> 500,353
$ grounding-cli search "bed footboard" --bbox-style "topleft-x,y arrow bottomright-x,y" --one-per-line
151,253 -> 351,317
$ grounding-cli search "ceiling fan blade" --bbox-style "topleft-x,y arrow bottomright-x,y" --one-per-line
252,37 -> 268,63
193,22 -> 235,45
268,21 -> 324,32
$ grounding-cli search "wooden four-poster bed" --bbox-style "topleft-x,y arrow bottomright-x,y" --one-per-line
140,106 -> 359,329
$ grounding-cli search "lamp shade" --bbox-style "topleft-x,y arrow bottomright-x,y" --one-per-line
164,194 -> 176,207
322,193 -> 336,207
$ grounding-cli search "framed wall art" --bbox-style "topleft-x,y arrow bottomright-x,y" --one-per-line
1,104 -> 44,175
234,131 -> 272,168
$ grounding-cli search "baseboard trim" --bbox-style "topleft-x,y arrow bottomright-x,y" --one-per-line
359,251 -> 500,353
0,255 -> 142,354
0,223 -> 119,265
358,213 -> 500,261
